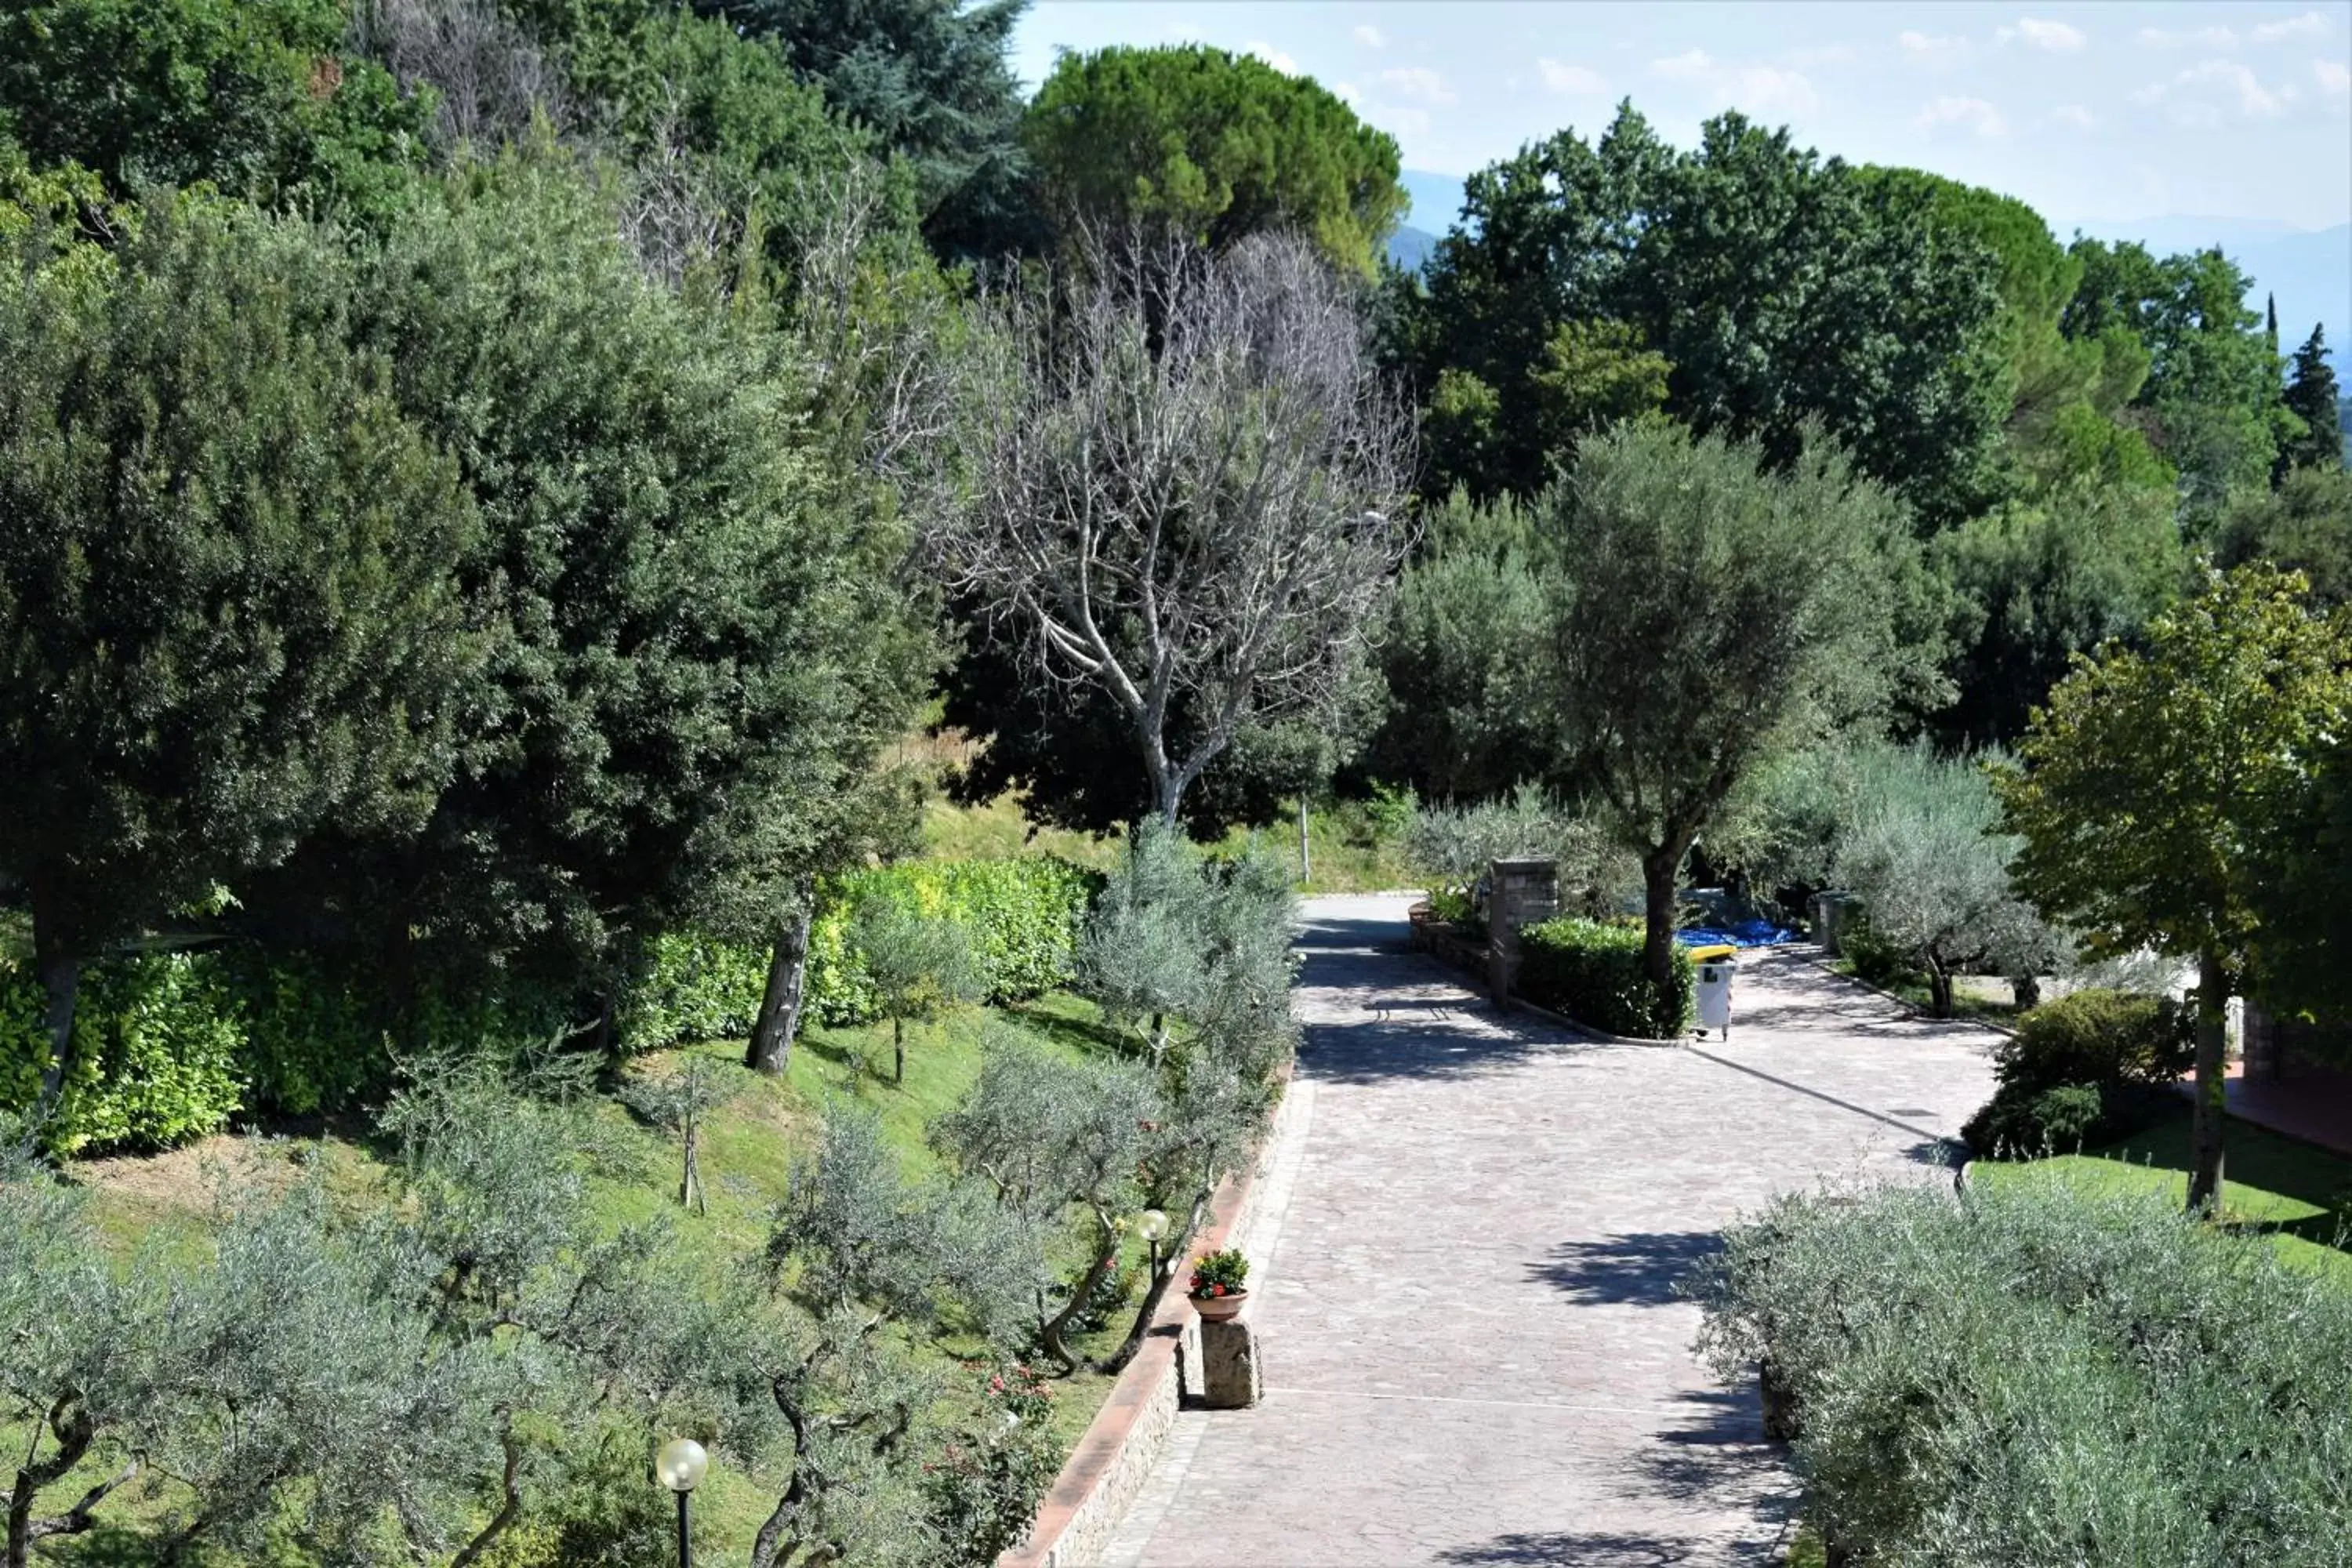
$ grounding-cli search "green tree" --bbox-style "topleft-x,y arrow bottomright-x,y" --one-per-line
1393,105 -> 2006,524
1364,492 -> 1554,800
2216,463 -> 2352,605
2278,324 -> 2343,478
1534,421 -> 1929,1023
1930,479 -> 2187,745
243,156 -> 930,1030
1024,44 -> 1406,277
0,198 -> 484,1114
848,898 -> 983,1084
688,0 -> 1032,259
1994,565 -> 2352,1211
0,0 -> 434,221
1828,745 -> 2065,1017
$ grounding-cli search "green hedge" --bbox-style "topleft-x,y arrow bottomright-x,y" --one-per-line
1516,916 -> 1693,1039
1962,989 -> 2195,1155
1698,1179 -> 2352,1565
808,858 -> 1100,1027
0,857 -> 1100,1151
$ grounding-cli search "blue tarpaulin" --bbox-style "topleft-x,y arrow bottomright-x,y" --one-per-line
1675,920 -> 1797,949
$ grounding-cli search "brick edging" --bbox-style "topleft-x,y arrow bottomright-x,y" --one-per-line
996,1064 -> 1301,1568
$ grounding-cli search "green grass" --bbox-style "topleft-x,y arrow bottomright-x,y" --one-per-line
920,790 -> 1417,895
38,995 -> 1148,1565
1829,959 -> 2024,1025
1973,1102 -> 2352,1283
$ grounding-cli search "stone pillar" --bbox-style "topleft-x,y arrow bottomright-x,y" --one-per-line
1198,1319 -> 1262,1408
1488,858 -> 1560,1007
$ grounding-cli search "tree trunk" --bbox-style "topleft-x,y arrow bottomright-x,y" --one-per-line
1925,958 -> 1955,1020
30,888 -> 82,1128
891,1017 -> 905,1086
1040,1215 -> 1119,1374
1640,840 -> 1686,1032
747,894 -> 814,1075
1298,797 -> 1312,884
2187,948 -> 2231,1214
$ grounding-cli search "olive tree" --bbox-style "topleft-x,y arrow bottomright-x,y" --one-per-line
1535,421 -> 1933,1025
848,898 -> 985,1085
927,228 -> 1414,824
1830,745 -> 2066,1017
1997,565 -> 2352,1211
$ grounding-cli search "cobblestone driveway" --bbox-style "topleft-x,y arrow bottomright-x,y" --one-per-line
1102,894 -> 2000,1567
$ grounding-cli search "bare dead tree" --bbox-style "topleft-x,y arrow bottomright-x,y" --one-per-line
926,229 -> 1416,822
349,0 -> 565,152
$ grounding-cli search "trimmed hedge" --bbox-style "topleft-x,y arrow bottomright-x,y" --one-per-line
0,857 -> 1102,1151
1699,1179 -> 2352,1566
1516,916 -> 1693,1039
1962,988 -> 2194,1155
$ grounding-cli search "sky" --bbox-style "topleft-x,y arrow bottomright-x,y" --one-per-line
1010,2 -> 2352,234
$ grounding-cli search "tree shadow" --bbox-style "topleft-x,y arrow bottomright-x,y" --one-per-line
1642,1388 -> 1790,1508
1290,913 -> 1612,1087
1436,1530 -> 1777,1566
1526,1229 -> 1722,1307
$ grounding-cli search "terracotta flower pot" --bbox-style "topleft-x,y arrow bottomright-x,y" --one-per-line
1189,1289 -> 1248,1322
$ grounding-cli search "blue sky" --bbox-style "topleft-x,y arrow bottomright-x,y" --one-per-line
1010,2 -> 2352,233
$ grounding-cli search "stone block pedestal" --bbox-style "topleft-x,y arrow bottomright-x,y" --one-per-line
1198,1319 -> 1262,1408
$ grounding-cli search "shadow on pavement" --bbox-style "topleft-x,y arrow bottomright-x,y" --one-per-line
1643,1389 -> 1791,1518
1526,1230 -> 1722,1307
1436,1529 -> 1777,1566
1290,912 -> 1608,1087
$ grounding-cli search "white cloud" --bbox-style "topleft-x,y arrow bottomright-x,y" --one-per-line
1334,79 -> 1364,105
1246,40 -> 1298,76
2320,59 -> 2351,100
2050,103 -> 2097,129
2133,58 -> 2297,122
1914,96 -> 2008,137
1353,24 -> 1385,49
2140,12 -> 2328,50
1998,17 -> 2089,52
1537,57 -> 1611,95
1381,66 -> 1457,107
1648,49 -> 1819,115
1898,30 -> 1969,65
2255,11 -> 2331,42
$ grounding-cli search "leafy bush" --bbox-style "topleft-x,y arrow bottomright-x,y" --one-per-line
1697,1178 -> 2352,1566
811,858 -> 1099,1027
0,953 -> 246,1152
1963,989 -> 2194,1154
1403,786 -> 1639,919
1517,916 -> 1694,1039
617,931 -> 768,1054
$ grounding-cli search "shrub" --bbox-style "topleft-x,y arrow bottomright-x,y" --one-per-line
811,858 -> 1099,1027
616,931 -> 768,1054
1697,1178 -> 2352,1566
1517,916 -> 1694,1039
1962,988 -> 2194,1155
0,953 -> 246,1152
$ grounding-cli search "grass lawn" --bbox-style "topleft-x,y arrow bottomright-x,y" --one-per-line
920,792 -> 1415,895
1973,1101 -> 2352,1284
31,996 -> 1152,1565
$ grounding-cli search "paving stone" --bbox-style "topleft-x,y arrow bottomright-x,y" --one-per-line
1099,895 -> 2000,1567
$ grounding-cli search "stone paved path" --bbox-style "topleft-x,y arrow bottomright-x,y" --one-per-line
1101,894 -> 2000,1567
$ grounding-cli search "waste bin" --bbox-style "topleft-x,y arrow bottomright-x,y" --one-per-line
1694,952 -> 1738,1041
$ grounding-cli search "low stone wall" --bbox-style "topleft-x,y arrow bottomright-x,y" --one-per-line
998,1067 -> 1306,1568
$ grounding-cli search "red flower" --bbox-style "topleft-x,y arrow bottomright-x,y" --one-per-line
1210,1283 -> 1227,1298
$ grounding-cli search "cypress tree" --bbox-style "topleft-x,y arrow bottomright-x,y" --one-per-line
2278,324 -> 2343,478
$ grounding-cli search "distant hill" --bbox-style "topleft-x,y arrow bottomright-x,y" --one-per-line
1387,224 -> 1439,273
1400,169 -> 1468,236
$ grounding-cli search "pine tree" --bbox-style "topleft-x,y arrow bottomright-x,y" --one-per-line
2278,324 -> 2343,478
2267,292 -> 2280,354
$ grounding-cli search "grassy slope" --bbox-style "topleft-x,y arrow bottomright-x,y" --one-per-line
920,793 -> 1416,895
34,998 -> 1149,1565
1973,1102 -> 2352,1283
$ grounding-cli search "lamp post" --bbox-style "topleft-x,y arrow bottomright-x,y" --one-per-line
655,1437 -> 709,1568
1137,1207 -> 1170,1287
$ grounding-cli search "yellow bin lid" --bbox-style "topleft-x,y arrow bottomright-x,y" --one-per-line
1686,943 -> 1737,964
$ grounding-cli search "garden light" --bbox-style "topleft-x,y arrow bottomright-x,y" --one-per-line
655,1437 -> 709,1567
1137,1209 -> 1169,1242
